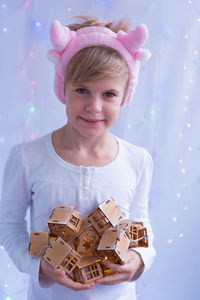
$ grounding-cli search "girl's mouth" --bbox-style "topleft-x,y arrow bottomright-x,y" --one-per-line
79,116 -> 104,126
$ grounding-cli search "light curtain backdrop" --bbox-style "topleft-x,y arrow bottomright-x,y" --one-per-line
0,0 -> 199,299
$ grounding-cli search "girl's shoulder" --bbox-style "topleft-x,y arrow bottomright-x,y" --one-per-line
116,137 -> 153,176
117,137 -> 152,162
7,133 -> 51,169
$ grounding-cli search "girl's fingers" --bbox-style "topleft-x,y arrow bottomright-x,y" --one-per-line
102,260 -> 129,273
96,272 -> 128,285
41,260 -> 94,290
60,275 -> 95,290
55,268 -> 65,277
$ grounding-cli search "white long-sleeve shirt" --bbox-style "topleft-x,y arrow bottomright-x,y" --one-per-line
0,132 -> 156,300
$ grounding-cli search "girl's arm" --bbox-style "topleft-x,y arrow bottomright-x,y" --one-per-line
128,150 -> 156,279
0,145 -> 43,286
96,149 -> 156,285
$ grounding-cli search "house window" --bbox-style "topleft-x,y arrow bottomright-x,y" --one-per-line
129,225 -> 137,240
61,255 -> 78,272
84,264 -> 100,280
69,215 -> 80,227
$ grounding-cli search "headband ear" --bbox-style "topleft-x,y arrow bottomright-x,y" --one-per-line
118,24 -> 149,54
50,20 -> 74,52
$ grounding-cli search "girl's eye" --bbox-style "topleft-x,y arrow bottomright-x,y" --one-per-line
76,88 -> 88,94
104,91 -> 115,97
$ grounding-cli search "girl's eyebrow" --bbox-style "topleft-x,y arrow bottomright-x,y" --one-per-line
72,83 -> 120,93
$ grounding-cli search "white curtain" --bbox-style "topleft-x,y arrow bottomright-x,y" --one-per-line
0,0 -> 199,299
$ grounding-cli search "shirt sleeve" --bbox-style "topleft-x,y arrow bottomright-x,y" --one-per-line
0,144 -> 51,287
129,149 -> 156,281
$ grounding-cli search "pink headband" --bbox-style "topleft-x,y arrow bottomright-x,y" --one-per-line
48,20 -> 151,106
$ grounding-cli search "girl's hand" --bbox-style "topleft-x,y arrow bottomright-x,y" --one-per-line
40,259 -> 94,290
95,250 -> 144,285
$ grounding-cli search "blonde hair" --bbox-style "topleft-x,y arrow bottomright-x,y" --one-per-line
64,15 -> 130,89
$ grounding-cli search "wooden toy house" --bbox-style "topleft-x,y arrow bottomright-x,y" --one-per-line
87,198 -> 125,235
48,206 -> 84,242
73,256 -> 103,283
97,228 -> 130,263
28,232 -> 56,258
43,237 -> 82,275
76,223 -> 100,254
126,222 -> 148,248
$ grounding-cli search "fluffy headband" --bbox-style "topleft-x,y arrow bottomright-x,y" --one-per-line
48,20 -> 151,106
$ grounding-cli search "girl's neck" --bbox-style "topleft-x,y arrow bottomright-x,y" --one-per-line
51,125 -> 119,167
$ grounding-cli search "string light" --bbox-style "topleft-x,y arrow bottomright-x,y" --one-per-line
172,217 -> 177,222
30,106 -> 35,113
185,95 -> 189,100
179,233 -> 183,238
179,133 -> 183,139
187,123 -> 191,128
184,34 -> 189,39
35,21 -> 41,27
68,7 -> 72,11
194,50 -> 198,55
31,81 -> 37,86
29,51 -> 34,56
168,239 -> 173,244
3,27 -> 7,32
188,146 -> 192,151
184,206 -> 188,211
178,159 -> 183,164
197,18 -> 200,22
183,106 -> 188,112
176,193 -> 181,198
183,65 -> 188,70
127,124 -> 132,129
150,109 -> 156,115
180,168 -> 186,174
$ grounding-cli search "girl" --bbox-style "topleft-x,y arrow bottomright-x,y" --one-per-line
0,15 -> 156,300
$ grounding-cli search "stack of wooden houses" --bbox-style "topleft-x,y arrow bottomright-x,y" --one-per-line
29,198 -> 148,283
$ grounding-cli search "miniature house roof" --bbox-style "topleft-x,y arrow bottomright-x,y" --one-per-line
30,232 -> 49,244
97,228 -> 130,261
99,198 -> 125,226
76,255 -> 102,268
43,237 -> 72,268
48,206 -> 73,224
29,232 -> 49,257
97,229 -> 122,250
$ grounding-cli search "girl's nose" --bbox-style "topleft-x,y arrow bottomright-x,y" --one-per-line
85,96 -> 102,113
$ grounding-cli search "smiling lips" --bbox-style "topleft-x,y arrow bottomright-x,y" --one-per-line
79,116 -> 104,126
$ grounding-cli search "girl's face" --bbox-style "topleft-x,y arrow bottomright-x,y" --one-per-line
64,76 -> 127,140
